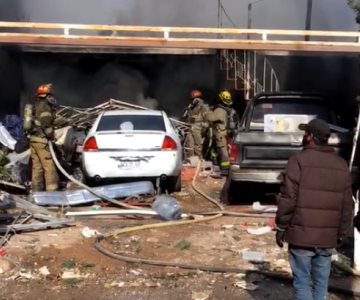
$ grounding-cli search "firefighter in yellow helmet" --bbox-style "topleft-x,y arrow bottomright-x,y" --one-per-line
183,90 -> 209,158
26,84 -> 59,191
205,90 -> 234,176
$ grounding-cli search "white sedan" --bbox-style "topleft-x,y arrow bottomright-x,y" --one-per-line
81,110 -> 182,192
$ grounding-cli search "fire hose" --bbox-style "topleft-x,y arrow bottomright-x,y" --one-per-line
49,142 -> 359,296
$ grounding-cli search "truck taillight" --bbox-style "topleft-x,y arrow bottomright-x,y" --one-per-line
83,136 -> 98,151
162,136 -> 177,151
230,143 -> 238,163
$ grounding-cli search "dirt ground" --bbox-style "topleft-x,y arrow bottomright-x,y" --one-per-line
0,175 -> 357,300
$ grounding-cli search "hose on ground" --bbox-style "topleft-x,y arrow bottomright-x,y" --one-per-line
93,236 -> 360,297
49,146 -> 356,295
48,141 -> 141,210
191,160 -> 224,211
92,159 -> 360,296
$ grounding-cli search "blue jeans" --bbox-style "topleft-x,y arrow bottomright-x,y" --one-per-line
288,246 -> 332,300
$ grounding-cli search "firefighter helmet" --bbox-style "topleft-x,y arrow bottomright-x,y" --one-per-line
36,83 -> 53,98
219,90 -> 232,106
190,89 -> 202,99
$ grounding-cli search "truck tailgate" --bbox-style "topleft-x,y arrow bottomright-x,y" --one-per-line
235,132 -> 351,169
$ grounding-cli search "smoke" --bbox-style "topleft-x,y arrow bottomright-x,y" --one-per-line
20,53 -> 218,117
14,0 -> 357,30
22,57 -> 151,108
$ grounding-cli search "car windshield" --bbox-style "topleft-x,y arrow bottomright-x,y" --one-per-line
251,99 -> 330,126
97,115 -> 166,132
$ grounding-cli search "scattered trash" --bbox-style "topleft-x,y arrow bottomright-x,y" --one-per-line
191,290 -> 211,300
199,161 -> 214,177
0,192 -> 72,248
81,227 -> 101,238
175,239 -> 191,250
146,237 -> 159,243
91,205 -> 102,211
222,224 -> 234,229
152,194 -> 182,221
12,269 -> 37,281
0,123 -> 17,150
0,247 -> 6,257
252,201 -> 277,213
129,269 -> 143,276
38,266 -> 50,276
233,280 -> 259,291
241,250 -> 265,262
32,181 -> 155,206
104,281 -> 126,288
188,156 -> 200,168
144,280 -> 160,287
246,226 -> 273,235
61,269 -> 90,279
0,257 -> 15,273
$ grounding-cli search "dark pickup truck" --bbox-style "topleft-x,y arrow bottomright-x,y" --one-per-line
227,92 -> 352,201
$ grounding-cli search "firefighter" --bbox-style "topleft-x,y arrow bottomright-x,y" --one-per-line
26,84 -> 59,192
183,90 -> 209,158
205,90 -> 233,176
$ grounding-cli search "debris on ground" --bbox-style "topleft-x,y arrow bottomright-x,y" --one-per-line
233,280 -> 259,291
0,192 -> 72,246
152,194 -> 182,220
0,257 -> 15,274
81,226 -> 101,238
104,281 -> 126,288
61,269 -> 90,279
38,266 -> 50,276
241,250 -> 265,262
252,201 -> 277,213
191,290 -> 211,300
246,226 -> 273,235
32,181 -> 155,206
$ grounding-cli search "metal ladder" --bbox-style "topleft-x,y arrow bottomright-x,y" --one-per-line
220,49 -> 280,99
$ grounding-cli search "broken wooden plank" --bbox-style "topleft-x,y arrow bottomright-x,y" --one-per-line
0,180 -> 26,190
0,219 -> 73,233
3,193 -> 56,217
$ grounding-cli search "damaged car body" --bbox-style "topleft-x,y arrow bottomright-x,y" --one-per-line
82,109 -> 182,192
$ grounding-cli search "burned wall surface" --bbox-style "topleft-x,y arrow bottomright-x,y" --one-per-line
0,49 -> 22,117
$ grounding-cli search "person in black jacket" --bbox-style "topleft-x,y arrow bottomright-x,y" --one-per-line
276,118 -> 353,300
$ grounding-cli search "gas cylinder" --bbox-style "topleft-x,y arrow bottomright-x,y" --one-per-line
23,104 -> 33,131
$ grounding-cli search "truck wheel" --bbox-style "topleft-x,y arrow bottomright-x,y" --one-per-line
220,177 -> 235,204
72,167 -> 85,183
165,176 -> 182,193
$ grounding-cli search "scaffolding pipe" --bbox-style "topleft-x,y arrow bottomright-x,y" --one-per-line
253,51 -> 257,94
263,56 -> 267,91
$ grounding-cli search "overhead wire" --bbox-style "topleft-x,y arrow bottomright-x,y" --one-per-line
219,0 -> 238,28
